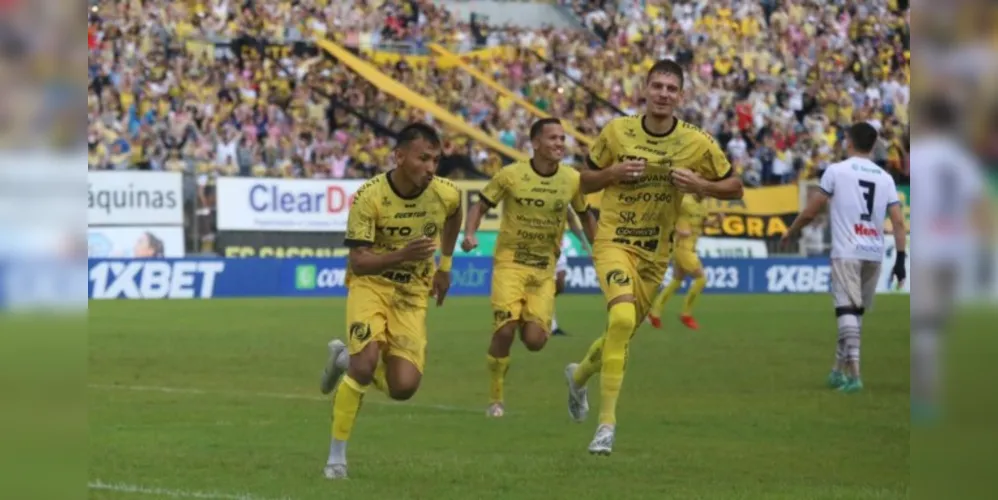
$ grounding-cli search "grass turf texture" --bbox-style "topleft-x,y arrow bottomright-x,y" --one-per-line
89,295 -> 909,500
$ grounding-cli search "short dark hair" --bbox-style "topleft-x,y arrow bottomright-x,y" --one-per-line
396,122 -> 441,148
847,122 -> 879,154
145,232 -> 165,257
647,59 -> 684,89
529,117 -> 562,140
923,94 -> 957,129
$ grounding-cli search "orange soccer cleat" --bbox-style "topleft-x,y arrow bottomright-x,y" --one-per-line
648,314 -> 663,329
679,314 -> 700,330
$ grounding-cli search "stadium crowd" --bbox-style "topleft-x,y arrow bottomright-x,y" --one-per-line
87,0 -> 913,187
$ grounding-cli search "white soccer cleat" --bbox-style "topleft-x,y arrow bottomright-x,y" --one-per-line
323,463 -> 348,480
320,340 -> 349,395
588,424 -> 615,456
564,363 -> 589,423
486,402 -> 505,418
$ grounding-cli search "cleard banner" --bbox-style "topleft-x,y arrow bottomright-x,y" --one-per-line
215,178 -> 363,232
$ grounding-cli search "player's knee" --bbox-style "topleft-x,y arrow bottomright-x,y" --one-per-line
606,302 -> 637,335
346,344 -> 380,384
493,323 -> 517,343
520,324 -> 548,352
388,385 -> 418,401
689,267 -> 704,279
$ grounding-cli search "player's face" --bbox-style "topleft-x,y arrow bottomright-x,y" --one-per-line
396,137 -> 441,190
532,123 -> 566,162
645,72 -> 683,118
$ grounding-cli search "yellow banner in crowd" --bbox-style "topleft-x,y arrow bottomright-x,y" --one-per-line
363,45 -> 516,69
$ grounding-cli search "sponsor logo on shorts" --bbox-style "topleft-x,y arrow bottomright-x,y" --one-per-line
605,269 -> 631,286
349,322 -> 372,342
494,309 -> 513,326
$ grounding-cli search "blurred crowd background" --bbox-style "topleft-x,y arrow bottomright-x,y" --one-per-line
86,0 -> 932,189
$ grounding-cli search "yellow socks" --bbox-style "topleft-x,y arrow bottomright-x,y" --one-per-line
331,375 -> 366,442
682,276 -> 706,316
599,302 -> 637,426
651,278 -> 682,316
572,337 -> 604,387
486,355 -> 511,404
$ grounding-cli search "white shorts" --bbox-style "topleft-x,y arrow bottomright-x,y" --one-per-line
555,252 -> 569,275
831,258 -> 881,311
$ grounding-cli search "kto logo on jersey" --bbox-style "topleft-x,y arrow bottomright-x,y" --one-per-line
295,265 -> 346,290
853,224 -> 880,237
765,265 -> 831,293
89,261 -> 225,299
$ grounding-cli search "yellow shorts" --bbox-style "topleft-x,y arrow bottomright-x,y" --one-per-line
490,264 -> 555,333
673,237 -> 702,273
345,282 -> 427,373
592,244 -> 669,320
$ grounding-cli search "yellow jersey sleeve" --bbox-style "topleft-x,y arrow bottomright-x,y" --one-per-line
344,181 -> 378,247
569,173 -> 589,213
587,121 -> 617,170
440,179 -> 462,217
479,167 -> 510,207
699,133 -> 733,181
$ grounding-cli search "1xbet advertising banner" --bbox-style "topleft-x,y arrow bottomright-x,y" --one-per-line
88,171 -> 183,225
88,256 -> 912,300
216,231 -> 347,258
215,178 -> 364,232
87,257 -> 494,300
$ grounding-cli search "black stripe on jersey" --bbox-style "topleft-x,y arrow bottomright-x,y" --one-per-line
717,166 -> 735,181
344,239 -> 374,248
819,187 -> 833,197
585,156 -> 601,170
479,193 -> 498,208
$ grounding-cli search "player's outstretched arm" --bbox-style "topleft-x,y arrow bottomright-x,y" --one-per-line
348,239 -> 437,276
782,190 -> 829,243
461,200 -> 488,251
433,207 -> 462,306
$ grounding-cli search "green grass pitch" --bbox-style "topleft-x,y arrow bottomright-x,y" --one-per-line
89,295 -> 909,499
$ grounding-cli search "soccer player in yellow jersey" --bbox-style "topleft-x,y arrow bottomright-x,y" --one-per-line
462,118 -> 597,417
317,123 -> 462,479
647,194 -> 722,330
563,60 -> 744,455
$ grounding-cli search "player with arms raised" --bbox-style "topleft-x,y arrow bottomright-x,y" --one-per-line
463,118 -> 597,417
318,123 -> 462,479
648,194 -> 721,330
563,60 -> 744,455
782,122 -> 908,393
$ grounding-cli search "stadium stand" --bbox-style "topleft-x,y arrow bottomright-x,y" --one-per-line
87,0 -> 913,188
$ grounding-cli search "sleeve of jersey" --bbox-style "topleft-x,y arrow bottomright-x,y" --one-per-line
570,182 -> 590,213
344,187 -> 377,248
703,139 -> 734,180
885,177 -> 901,206
818,167 -> 835,196
586,123 -> 615,170
478,171 -> 505,208
447,185 -> 462,217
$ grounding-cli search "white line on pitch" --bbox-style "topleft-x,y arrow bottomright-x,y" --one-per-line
87,383 -> 485,414
88,480 -> 294,500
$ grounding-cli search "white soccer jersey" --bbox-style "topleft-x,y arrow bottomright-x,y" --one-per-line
909,135 -> 985,263
819,157 -> 900,262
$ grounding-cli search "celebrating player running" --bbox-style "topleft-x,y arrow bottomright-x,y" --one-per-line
564,60 -> 744,455
318,123 -> 462,479
463,118 -> 597,418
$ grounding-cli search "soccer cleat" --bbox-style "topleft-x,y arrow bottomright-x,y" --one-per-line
486,402 -> 505,418
323,463 -> 348,480
838,378 -> 864,393
564,363 -> 589,423
827,370 -> 847,389
647,314 -> 663,329
552,328 -> 568,336
588,424 -> 615,456
679,314 -> 699,330
320,340 -> 349,395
